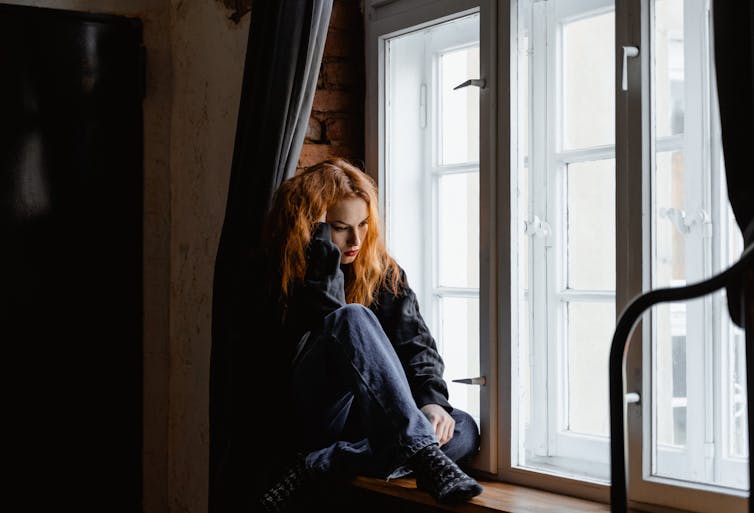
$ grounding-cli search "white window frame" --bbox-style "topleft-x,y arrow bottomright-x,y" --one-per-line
365,0 -> 499,476
524,0 -> 616,478
625,0 -> 748,510
366,0 -> 748,510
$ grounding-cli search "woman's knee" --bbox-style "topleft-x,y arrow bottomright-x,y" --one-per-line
443,409 -> 480,463
323,303 -> 393,354
325,304 -> 381,334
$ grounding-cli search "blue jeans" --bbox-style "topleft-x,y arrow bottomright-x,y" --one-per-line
290,304 -> 480,479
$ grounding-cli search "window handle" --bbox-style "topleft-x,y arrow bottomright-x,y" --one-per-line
621,45 -> 639,91
625,392 -> 640,404
524,215 -> 551,238
453,78 -> 486,90
453,376 -> 486,385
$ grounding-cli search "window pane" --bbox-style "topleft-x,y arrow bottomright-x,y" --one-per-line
726,307 -> 747,459
654,303 -> 688,449
439,295 -> 480,421
384,13 -> 482,435
562,12 -> 615,150
567,301 -> 615,436
440,46 -> 479,165
653,150 -> 686,288
654,0 -> 685,138
649,0 -> 748,490
567,159 -> 616,290
438,172 -> 479,288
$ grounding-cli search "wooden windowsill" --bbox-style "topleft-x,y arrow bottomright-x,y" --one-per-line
351,476 -> 611,513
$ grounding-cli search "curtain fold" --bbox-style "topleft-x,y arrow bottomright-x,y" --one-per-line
209,1 -> 333,511
713,0 -> 754,327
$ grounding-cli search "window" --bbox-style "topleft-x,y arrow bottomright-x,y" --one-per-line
366,0 -> 498,474
630,0 -> 747,509
383,11 -> 481,422
513,0 -> 616,483
365,0 -> 747,510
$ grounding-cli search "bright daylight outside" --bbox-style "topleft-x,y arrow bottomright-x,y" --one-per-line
383,13 -> 481,425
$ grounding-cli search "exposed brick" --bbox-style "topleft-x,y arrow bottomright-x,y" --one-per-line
325,61 -> 358,88
312,89 -> 356,113
325,116 -> 359,143
329,0 -> 361,31
324,29 -> 360,59
305,116 -> 323,143
298,143 -> 340,168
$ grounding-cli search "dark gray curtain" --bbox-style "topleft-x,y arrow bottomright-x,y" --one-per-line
209,1 -> 332,511
713,0 -> 754,327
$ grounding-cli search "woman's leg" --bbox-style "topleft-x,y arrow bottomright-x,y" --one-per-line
290,303 -> 437,476
441,409 -> 481,465
261,304 -> 482,511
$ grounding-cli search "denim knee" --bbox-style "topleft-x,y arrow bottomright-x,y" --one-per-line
443,409 -> 480,464
327,303 -> 376,324
323,304 -> 388,351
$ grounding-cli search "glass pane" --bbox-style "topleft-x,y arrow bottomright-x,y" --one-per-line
566,160 -> 616,290
384,12 -> 479,314
653,302 -> 688,450
440,296 -> 480,421
567,301 -> 615,436
653,150 -> 686,288
726,307 -> 747,459
650,0 -> 749,489
724,203 -> 748,461
440,46 -> 479,165
562,11 -> 615,150
438,172 -> 479,288
654,0 -> 685,138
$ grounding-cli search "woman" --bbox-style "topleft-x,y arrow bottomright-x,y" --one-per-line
258,159 -> 482,511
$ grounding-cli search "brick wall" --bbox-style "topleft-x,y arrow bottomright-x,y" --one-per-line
297,0 -> 365,171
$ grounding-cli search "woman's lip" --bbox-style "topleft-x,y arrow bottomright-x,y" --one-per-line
344,249 -> 359,256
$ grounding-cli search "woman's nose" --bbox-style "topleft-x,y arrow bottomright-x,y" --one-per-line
349,229 -> 361,246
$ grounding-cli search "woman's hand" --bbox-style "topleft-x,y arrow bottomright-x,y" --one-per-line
420,404 -> 455,446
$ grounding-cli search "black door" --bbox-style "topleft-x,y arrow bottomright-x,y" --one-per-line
0,5 -> 143,511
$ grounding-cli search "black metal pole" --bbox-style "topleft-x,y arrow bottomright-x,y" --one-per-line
744,268 -> 754,513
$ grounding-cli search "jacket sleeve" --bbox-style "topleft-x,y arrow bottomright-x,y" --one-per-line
373,268 -> 452,412
293,222 -> 346,324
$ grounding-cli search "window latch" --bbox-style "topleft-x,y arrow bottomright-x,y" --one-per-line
453,78 -> 486,90
659,207 -> 711,236
621,45 -> 639,91
453,376 -> 486,385
524,215 -> 551,238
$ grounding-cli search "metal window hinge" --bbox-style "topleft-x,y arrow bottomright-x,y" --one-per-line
453,376 -> 486,385
453,78 -> 486,90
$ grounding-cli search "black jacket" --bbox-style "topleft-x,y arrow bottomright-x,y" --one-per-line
285,222 -> 452,412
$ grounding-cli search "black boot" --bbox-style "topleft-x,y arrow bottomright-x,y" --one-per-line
259,453 -> 309,513
409,443 -> 483,503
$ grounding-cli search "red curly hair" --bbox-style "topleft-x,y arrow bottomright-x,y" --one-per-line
262,158 -> 403,308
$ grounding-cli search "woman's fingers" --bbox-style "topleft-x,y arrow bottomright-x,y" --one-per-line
436,416 -> 455,445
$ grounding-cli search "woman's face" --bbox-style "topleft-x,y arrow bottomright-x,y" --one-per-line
326,196 -> 369,265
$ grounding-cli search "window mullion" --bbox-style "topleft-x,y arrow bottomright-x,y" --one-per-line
527,0 -> 551,461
